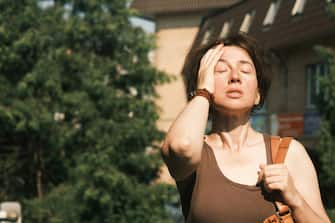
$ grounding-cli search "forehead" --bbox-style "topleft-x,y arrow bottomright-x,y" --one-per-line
219,46 -> 253,64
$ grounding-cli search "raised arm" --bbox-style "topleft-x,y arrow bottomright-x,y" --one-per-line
161,44 -> 224,181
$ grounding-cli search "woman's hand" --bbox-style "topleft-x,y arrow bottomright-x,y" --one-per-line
258,163 -> 303,208
197,43 -> 224,94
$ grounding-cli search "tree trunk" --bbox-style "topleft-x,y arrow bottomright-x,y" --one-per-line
36,143 -> 43,199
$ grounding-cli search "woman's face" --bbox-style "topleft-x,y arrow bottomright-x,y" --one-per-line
213,45 -> 260,113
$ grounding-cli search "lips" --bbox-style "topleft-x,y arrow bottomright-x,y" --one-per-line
226,89 -> 243,98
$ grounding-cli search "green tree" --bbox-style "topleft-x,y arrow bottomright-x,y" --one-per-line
315,45 -> 335,219
0,0 -> 174,222
315,1 -> 335,220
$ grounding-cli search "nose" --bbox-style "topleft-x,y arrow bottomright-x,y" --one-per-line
228,69 -> 241,84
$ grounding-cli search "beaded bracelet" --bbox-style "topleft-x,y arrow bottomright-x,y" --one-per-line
192,88 -> 214,103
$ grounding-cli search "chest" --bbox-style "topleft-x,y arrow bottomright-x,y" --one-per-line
186,144 -> 275,223
212,144 -> 268,186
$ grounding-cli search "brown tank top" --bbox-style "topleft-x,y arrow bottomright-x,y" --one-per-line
176,134 -> 276,223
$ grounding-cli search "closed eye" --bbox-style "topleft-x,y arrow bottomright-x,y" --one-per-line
240,65 -> 253,74
218,68 -> 228,72
215,69 -> 228,75
215,60 -> 229,73
241,69 -> 251,74
215,65 -> 229,73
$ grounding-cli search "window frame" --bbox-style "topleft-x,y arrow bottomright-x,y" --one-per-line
291,0 -> 307,16
219,19 -> 234,38
263,0 -> 282,26
201,30 -> 212,45
305,63 -> 329,110
240,10 -> 256,33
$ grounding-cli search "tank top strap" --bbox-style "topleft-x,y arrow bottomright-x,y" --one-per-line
194,141 -> 216,180
176,140 -> 213,221
202,141 -> 216,163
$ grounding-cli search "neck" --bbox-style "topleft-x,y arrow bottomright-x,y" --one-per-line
211,110 -> 257,152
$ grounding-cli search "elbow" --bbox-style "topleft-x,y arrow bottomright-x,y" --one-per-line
162,138 -> 194,159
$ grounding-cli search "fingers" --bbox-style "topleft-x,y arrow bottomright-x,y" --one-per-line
264,176 -> 287,188
258,164 -> 290,192
261,165 -> 287,177
208,44 -> 224,64
197,43 -> 224,92
201,43 -> 224,66
259,164 -> 300,206
257,163 -> 265,184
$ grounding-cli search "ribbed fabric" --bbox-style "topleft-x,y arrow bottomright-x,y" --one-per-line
176,134 -> 276,223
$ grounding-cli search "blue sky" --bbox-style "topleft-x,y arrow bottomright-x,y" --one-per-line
39,1 -> 156,33
130,17 -> 155,33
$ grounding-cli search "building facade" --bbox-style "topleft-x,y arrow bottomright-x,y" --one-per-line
131,0 -> 241,132
183,0 -> 335,149
132,0 -> 335,181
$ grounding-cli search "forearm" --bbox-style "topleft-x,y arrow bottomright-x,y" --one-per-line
165,96 -> 210,154
291,194 -> 331,223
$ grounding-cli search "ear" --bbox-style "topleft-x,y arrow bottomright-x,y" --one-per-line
254,91 -> 261,105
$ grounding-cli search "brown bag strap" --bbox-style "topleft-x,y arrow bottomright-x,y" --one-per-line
270,136 -> 293,216
274,137 -> 293,164
270,136 -> 281,163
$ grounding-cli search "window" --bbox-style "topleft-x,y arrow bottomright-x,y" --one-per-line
251,101 -> 268,133
219,20 -> 233,38
201,30 -> 211,45
263,0 -> 282,26
240,10 -> 256,33
291,0 -> 307,16
306,63 -> 329,109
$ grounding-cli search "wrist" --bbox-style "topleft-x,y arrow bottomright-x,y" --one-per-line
196,85 -> 214,94
289,192 -> 304,210
190,88 -> 214,104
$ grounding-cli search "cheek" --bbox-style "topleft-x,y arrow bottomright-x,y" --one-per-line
244,79 -> 259,102
214,75 -> 227,91
247,77 -> 259,93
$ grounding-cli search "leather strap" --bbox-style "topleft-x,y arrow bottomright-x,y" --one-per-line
263,214 -> 279,223
270,136 -> 281,163
264,212 -> 294,223
271,137 -> 293,217
274,137 -> 292,164
193,88 -> 214,103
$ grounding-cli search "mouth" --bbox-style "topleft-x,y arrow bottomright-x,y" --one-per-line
226,89 -> 243,98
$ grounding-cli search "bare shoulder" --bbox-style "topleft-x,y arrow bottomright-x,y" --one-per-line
203,133 -> 221,148
284,139 -> 330,222
285,138 -> 313,168
285,138 -> 312,167
285,138 -> 317,185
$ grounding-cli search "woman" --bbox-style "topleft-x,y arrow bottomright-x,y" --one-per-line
161,33 -> 330,223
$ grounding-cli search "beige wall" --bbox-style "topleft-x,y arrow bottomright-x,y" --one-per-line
267,58 -> 288,114
283,43 -> 328,113
268,46 -> 317,114
153,12 -> 204,132
286,46 -> 315,112
152,12 -> 205,184
267,42 -> 331,148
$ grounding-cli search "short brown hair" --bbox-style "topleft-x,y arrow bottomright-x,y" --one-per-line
184,33 -> 272,111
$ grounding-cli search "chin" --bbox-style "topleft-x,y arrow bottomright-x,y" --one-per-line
213,102 -> 253,115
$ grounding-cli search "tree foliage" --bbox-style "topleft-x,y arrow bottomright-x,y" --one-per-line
314,3 -> 335,218
0,0 -> 174,222
315,45 -> 335,208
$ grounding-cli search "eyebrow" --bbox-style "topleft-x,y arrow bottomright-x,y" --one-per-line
218,58 -> 253,66
217,59 -> 254,70
239,60 -> 253,66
